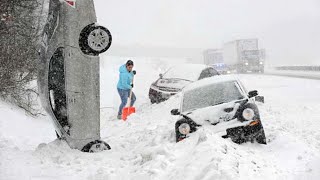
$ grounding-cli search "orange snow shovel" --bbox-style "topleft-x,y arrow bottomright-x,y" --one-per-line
122,76 -> 135,121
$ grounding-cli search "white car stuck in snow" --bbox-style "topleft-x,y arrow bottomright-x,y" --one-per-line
171,75 -> 267,144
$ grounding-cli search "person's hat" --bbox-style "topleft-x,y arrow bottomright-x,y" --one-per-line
126,60 -> 134,66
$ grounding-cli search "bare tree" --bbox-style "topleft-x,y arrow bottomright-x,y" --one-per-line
0,0 -> 44,116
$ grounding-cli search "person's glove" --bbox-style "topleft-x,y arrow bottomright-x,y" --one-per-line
132,70 -> 136,75
131,84 -> 134,88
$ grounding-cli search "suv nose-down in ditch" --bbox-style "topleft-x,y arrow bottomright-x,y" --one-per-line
38,0 -> 112,152
171,75 -> 266,144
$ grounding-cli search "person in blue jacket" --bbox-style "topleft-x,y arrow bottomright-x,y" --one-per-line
117,60 -> 136,119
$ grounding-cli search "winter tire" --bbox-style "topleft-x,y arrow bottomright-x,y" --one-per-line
81,140 -> 111,153
79,24 -> 112,56
150,98 -> 156,104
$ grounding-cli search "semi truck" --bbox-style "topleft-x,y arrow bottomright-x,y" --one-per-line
223,39 -> 264,73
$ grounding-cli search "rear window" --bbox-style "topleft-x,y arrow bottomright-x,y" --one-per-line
163,65 -> 204,81
48,47 -> 69,134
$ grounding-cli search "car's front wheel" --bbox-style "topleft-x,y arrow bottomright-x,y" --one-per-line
79,24 -> 112,56
150,98 -> 156,104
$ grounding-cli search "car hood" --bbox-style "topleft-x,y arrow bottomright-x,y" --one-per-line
183,100 -> 243,125
155,78 -> 192,90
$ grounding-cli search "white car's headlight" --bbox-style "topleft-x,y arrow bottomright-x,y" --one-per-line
178,123 -> 191,135
242,108 -> 255,120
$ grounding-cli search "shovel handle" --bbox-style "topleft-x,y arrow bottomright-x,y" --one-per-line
126,75 -> 134,107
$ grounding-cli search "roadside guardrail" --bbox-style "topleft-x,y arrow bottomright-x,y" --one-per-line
275,66 -> 320,71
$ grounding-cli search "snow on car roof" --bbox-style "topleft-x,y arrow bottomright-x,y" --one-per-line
183,75 -> 240,92
163,64 -> 208,81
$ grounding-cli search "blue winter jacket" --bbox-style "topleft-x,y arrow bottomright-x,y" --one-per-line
117,64 -> 133,90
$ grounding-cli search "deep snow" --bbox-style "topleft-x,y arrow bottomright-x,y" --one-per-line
1,56 -> 320,180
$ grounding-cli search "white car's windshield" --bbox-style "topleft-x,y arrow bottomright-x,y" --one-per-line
182,81 -> 245,112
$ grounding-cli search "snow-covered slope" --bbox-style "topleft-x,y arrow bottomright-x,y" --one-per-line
1,57 -> 320,180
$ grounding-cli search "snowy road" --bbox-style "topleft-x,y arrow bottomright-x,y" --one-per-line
1,58 -> 320,180
265,68 -> 320,80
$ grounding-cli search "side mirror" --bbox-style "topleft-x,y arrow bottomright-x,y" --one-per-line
159,73 -> 163,79
171,109 -> 180,115
248,90 -> 258,98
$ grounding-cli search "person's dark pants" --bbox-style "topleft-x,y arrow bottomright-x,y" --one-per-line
117,88 -> 136,116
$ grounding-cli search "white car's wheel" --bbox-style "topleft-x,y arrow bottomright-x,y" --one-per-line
79,24 -> 112,56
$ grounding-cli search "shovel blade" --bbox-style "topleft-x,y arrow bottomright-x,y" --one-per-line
122,107 -> 136,120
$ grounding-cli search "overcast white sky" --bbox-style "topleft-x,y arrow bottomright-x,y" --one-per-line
94,0 -> 320,65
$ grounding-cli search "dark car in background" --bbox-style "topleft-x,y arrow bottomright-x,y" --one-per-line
211,63 -> 231,74
149,64 -> 219,104
171,75 -> 266,144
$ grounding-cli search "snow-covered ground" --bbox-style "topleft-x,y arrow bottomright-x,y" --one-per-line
1,57 -> 320,180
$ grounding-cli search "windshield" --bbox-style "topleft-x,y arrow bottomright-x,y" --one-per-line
182,81 -> 245,112
163,65 -> 204,81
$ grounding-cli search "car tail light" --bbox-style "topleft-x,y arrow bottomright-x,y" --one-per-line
65,0 -> 76,8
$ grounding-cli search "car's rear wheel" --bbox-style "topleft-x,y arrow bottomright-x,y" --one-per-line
79,24 -> 112,56
81,140 -> 111,153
